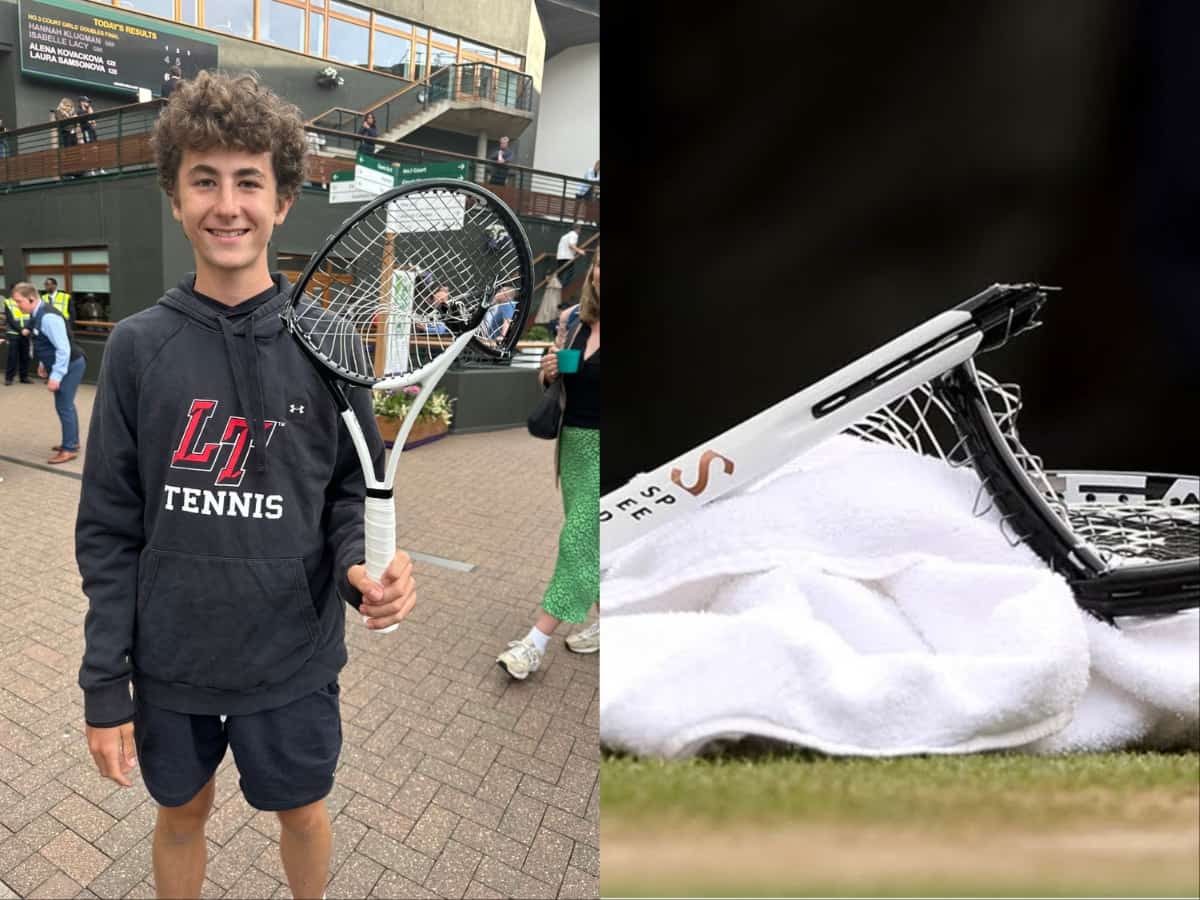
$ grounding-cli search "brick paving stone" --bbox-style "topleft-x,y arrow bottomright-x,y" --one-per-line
0,780 -> 71,832
462,880 -> 505,899
532,729 -> 576,768
405,802 -> 459,857
568,841 -> 599,878
474,762 -> 521,811
218,862 -> 282,899
369,869 -> 441,899
540,807 -> 599,851
49,795 -> 118,843
496,747 -> 564,785
559,864 -> 600,900
451,818 -> 528,870
433,785 -> 505,832
4,853 -> 60,897
342,794 -> 415,843
496,791 -> 547,846
28,871 -> 82,899
424,839 -> 482,899
457,739 -> 501,778
516,775 -> 589,819
557,754 -> 599,801
388,772 -> 440,819
356,830 -> 434,884
206,826 -> 271,889
522,826 -> 573,889
13,815 -> 67,854
417,756 -> 482,796
329,814 -> 369,875
83,842 -> 151,898
207,792 -> 257,847
326,851 -> 384,899
40,829 -> 111,886
472,856 -> 557,900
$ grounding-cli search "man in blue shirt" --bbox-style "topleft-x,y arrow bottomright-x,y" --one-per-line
11,282 -> 87,464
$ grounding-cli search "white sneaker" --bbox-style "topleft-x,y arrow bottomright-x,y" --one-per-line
497,636 -> 543,680
565,621 -> 599,654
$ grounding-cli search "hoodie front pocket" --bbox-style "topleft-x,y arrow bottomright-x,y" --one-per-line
135,550 -> 320,692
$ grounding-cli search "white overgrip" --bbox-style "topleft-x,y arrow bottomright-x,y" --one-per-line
363,494 -> 399,634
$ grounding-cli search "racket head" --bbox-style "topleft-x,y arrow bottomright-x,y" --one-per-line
284,179 -> 534,387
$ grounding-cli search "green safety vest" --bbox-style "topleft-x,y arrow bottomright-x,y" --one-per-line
42,290 -> 72,319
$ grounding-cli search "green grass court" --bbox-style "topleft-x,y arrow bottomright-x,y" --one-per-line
601,749 -> 1200,897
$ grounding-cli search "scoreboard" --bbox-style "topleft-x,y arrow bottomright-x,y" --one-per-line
19,0 -> 218,97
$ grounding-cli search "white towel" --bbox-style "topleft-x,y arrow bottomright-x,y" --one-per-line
600,435 -> 1199,758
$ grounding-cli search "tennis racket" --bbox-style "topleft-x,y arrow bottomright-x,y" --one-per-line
600,282 -> 1053,563
283,179 -> 534,632
847,363 -> 1198,620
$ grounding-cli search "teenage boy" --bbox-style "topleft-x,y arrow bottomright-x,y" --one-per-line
75,71 -> 416,900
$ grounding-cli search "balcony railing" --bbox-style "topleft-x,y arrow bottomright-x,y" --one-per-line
303,126 -> 598,226
311,62 -> 533,143
0,100 -> 166,188
0,100 -> 596,228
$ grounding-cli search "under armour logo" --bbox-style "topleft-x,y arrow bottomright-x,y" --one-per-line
290,404 -> 305,415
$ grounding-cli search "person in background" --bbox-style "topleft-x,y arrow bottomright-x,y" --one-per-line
488,135 -> 513,187
357,112 -> 379,156
41,277 -> 74,325
78,96 -> 98,144
54,97 -> 80,148
497,247 -> 601,677
576,159 -> 599,200
10,282 -> 86,463
555,223 -> 587,290
481,285 -> 517,342
161,64 -> 183,99
4,291 -> 33,385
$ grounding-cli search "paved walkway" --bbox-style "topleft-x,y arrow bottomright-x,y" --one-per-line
0,380 -> 598,899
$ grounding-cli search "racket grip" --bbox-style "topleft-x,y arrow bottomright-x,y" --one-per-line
363,494 -> 399,635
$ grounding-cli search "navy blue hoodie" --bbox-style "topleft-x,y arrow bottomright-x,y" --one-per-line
76,274 -> 383,727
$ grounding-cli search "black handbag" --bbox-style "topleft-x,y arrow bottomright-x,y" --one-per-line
526,378 -> 565,440
527,317 -> 583,440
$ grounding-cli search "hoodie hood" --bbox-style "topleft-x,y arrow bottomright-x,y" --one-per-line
160,273 -> 293,474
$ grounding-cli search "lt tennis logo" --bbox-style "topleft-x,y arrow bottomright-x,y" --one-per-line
162,399 -> 285,519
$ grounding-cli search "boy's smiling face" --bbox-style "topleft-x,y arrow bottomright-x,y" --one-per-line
171,147 -> 294,297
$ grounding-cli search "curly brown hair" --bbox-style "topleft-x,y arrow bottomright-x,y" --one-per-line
152,71 -> 307,204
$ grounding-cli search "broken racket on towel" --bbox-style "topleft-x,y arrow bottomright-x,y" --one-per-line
601,283 -> 1198,620
847,363 -> 1198,620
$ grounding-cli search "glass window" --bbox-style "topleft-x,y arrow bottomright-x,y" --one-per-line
413,41 -> 427,80
115,0 -> 174,19
430,45 -> 456,69
260,0 -> 305,51
413,25 -> 427,39
328,0 -> 367,20
460,38 -> 495,61
72,273 -> 111,292
204,0 -> 253,38
26,251 -> 65,266
432,30 -> 456,46
498,50 -> 522,69
180,0 -> 198,23
309,12 -> 324,54
374,12 -> 409,32
327,17 -> 368,65
69,249 -> 110,265
372,31 -> 410,78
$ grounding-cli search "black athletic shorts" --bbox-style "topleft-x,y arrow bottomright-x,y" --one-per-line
133,682 -> 342,811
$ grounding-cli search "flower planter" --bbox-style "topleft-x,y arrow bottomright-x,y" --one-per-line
375,415 -> 450,450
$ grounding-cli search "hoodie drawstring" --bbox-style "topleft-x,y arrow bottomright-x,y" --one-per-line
217,315 -> 269,474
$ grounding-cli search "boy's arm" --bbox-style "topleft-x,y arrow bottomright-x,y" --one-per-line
327,384 -> 385,610
76,324 -> 143,727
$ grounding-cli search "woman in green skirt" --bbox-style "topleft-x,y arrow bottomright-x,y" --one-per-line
498,248 -> 600,679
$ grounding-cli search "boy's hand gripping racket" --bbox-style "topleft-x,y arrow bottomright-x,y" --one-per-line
283,179 -> 533,632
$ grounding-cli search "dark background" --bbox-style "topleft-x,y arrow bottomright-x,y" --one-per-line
601,1 -> 1198,495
